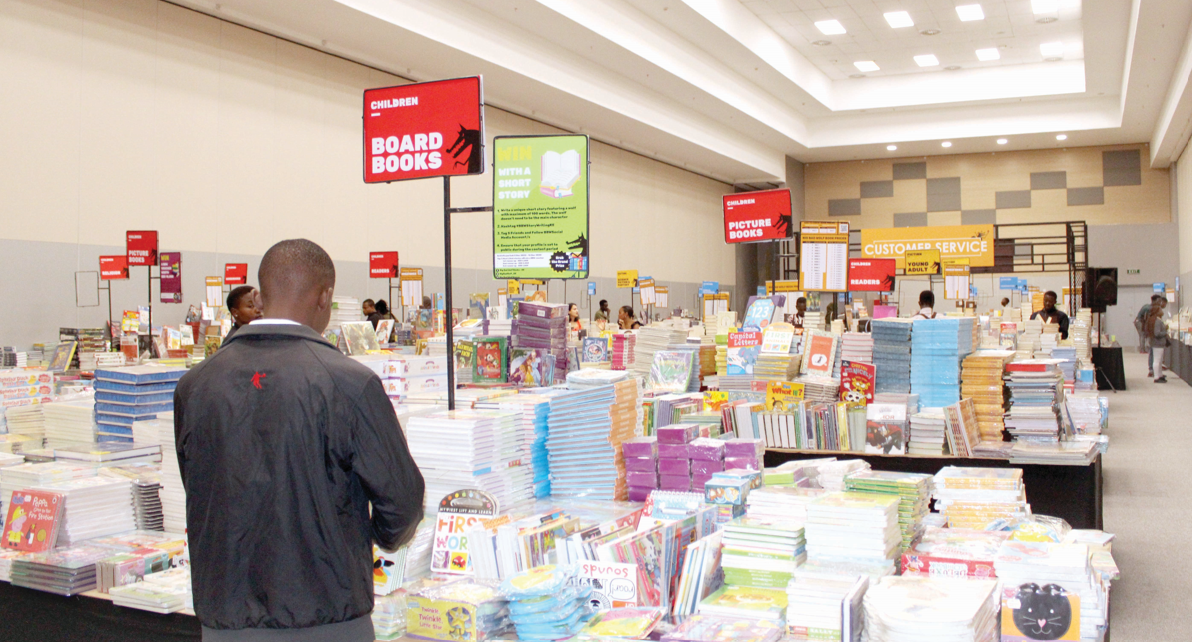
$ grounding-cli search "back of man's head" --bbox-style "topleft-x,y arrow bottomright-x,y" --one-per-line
258,239 -> 336,331
919,290 -> 934,308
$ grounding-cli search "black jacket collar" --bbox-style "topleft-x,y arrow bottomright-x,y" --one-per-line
223,322 -> 332,348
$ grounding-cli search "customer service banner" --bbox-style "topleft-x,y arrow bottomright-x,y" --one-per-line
860,224 -> 995,268
492,135 -> 590,280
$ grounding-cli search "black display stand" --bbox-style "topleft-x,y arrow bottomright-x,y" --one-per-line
764,450 -> 1103,530
1091,346 -> 1127,391
0,583 -> 200,641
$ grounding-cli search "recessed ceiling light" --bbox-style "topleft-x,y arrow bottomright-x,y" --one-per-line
849,73 -> 866,78
887,145 -> 898,151
815,20 -> 846,35
1040,42 -> 1064,58
997,138 -> 1008,145
1036,16 -> 1058,23
1056,134 -> 1067,141
976,48 -> 1000,61
914,54 -> 940,67
884,11 -> 914,28
1031,0 -> 1058,13
919,28 -> 941,36
944,65 -> 962,71
811,40 -> 833,46
854,61 -> 880,72
956,4 -> 985,21
941,141 -> 953,148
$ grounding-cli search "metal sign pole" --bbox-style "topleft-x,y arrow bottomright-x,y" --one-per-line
443,176 -> 494,411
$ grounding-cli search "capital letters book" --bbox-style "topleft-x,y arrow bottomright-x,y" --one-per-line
727,332 -> 762,376
2,490 -> 65,553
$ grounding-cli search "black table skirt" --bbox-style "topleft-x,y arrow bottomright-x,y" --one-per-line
1092,346 -> 1127,391
0,582 -> 201,642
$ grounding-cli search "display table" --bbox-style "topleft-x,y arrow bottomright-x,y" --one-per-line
0,581 -> 200,641
764,450 -> 1103,530
1168,337 -> 1192,385
1092,346 -> 1127,391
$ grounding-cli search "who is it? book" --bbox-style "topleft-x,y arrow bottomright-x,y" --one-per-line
2,490 -> 65,553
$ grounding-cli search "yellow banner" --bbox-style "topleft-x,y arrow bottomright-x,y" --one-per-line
617,270 -> 638,288
520,278 -> 545,286
905,249 -> 941,275
943,258 -> 971,276
765,280 -> 801,293
861,224 -> 995,267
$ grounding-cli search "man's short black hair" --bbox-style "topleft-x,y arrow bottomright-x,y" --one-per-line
1044,290 -> 1058,299
599,299 -> 608,308
919,290 -> 935,307
363,298 -> 375,307
1153,294 -> 1165,302
227,285 -> 255,312
796,297 -> 807,305
258,239 -> 336,302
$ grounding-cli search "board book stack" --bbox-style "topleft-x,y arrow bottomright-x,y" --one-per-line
406,410 -> 533,510
804,492 -> 901,578
871,318 -> 913,395
863,576 -> 999,642
843,471 -> 932,551
109,567 -> 193,614
0,462 -> 94,524
720,516 -> 806,589
907,410 -> 947,455
932,466 -> 1028,530
960,350 -> 1013,443
909,317 -> 974,409
31,477 -> 134,546
10,543 -> 123,596
900,526 -> 1008,579
93,365 -> 187,443
785,571 -> 867,642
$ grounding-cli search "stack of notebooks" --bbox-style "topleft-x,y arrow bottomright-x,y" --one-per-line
910,317 -> 974,409
805,492 -> 901,577
611,333 -> 636,371
481,394 -> 554,499
32,477 -> 135,546
94,365 -> 186,443
863,576 -> 999,642
960,351 -> 1014,443
797,375 -> 840,403
843,471 -> 933,551
745,486 -> 825,524
932,466 -> 1028,529
631,324 -> 691,380
0,461 -> 94,520
840,332 -> 874,365
99,464 -> 165,530
785,570 -> 867,642
1018,318 -> 1043,359
4,405 -> 46,447
10,544 -> 119,596
547,382 -> 637,501
1004,360 -> 1064,443
720,517 -> 806,588
110,567 -> 193,614
817,459 -> 870,492
405,410 -> 533,510
43,400 -> 98,447
871,319 -> 914,394
153,413 -> 188,534
908,411 -> 947,455
994,540 -> 1108,641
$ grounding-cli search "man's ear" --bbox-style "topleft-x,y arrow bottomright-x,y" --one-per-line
317,286 -> 335,311
252,289 -> 264,313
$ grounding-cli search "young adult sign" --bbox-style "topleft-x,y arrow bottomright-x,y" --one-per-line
126,231 -> 158,266
722,189 -> 793,244
363,77 -> 484,183
492,135 -> 590,279
369,252 -> 399,279
99,256 -> 129,280
224,263 -> 248,285
847,258 -> 896,292
160,252 -> 183,303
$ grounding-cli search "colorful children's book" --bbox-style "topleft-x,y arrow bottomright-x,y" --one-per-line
509,348 -> 554,387
473,336 -> 509,383
765,381 -> 805,412
727,332 -> 762,376
583,337 -> 610,363
2,490 -> 65,553
839,361 -> 876,406
760,323 -> 795,355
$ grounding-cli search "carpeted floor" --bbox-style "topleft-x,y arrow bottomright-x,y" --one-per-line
1102,351 -> 1192,640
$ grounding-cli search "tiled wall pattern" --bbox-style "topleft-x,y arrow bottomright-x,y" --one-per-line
806,145 -> 1169,228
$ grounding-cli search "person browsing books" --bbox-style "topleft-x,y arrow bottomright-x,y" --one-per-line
791,297 -> 807,329
174,239 -> 425,642
568,302 -> 582,332
222,285 -> 262,343
910,290 -> 937,320
594,299 -> 610,322
1135,294 -> 1162,355
1030,291 -> 1070,339
362,298 -> 376,322
618,305 -> 642,330
1147,302 -> 1170,383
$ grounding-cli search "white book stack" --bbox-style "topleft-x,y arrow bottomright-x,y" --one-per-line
630,323 -> 690,379
328,296 -> 362,331
0,452 -> 24,468
110,567 -> 193,614
786,572 -> 867,642
805,492 -> 902,578
44,400 -> 98,447
908,411 -> 947,455
154,413 -> 188,533
405,410 -> 533,511
5,405 -> 46,447
994,541 -> 1108,641
803,311 -> 824,332
99,464 -> 164,531
840,332 -> 874,365
32,477 -> 135,546
746,486 -> 825,525
863,576 -> 999,642
816,459 -> 870,492
1018,318 -> 1043,360
0,461 -> 94,518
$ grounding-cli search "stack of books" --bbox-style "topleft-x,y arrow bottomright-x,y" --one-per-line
511,301 -> 569,381
327,296 -> 362,332
611,333 -> 636,371
1008,439 -> 1100,465
698,584 -> 788,621
871,319 -> 914,394
805,492 -> 901,577
648,350 -> 698,393
908,410 -> 947,455
745,486 -> 824,524
149,413 -> 187,534
10,544 -> 121,596
994,540 -> 1108,641
960,351 -> 1014,443
840,332 -> 874,365
43,400 -> 98,447
785,571 -> 867,642
109,567 -> 193,614
483,394 -> 554,499
406,410 -> 532,510
797,375 -> 840,403
631,323 -> 691,380
4,405 -> 46,447
932,466 -> 1028,529
843,471 -> 933,551
900,526 -> 1008,579
863,576 -> 999,642
1004,360 -> 1063,443
32,477 -> 135,546
547,382 -> 637,501
817,460 -> 870,492
721,517 -> 806,588
910,317 -> 974,409
93,365 -> 186,443
0,461 -> 93,519
754,352 -> 799,382
1018,318 -> 1043,359
99,465 -> 165,530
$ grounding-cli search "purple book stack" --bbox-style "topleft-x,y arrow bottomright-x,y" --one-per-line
622,436 -> 658,502
511,301 -> 569,380
724,438 -> 765,471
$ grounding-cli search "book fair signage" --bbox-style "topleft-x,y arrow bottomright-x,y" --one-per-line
847,258 -> 896,292
860,224 -> 995,268
904,249 -> 941,275
722,188 -> 793,244
99,256 -> 129,280
491,134 -> 590,280
160,252 -> 183,303
125,230 -> 158,267
369,252 -> 399,279
617,270 -> 638,288
363,77 -> 484,183
224,263 -> 248,285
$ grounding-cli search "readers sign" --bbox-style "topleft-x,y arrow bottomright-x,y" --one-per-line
848,258 -> 896,291
492,135 -> 590,279
223,263 -> 248,285
126,231 -> 158,267
904,249 -> 941,275
861,224 -> 994,268
723,189 -> 793,243
363,77 -> 483,183
99,256 -> 129,280
369,252 -> 399,279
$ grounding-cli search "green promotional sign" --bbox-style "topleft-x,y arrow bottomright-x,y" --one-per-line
492,135 -> 589,279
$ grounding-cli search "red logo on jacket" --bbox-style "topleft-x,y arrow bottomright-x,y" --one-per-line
252,372 -> 267,389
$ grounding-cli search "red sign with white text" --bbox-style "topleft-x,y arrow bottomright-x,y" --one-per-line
224,263 -> 248,285
723,189 -> 793,244
99,256 -> 129,280
370,252 -> 399,278
847,258 -> 897,292
126,231 -> 158,266
363,77 -> 484,183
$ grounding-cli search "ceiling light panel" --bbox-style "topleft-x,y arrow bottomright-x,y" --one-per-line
914,54 -> 940,67
884,11 -> 914,29
815,20 -> 846,35
1031,0 -> 1059,14
976,48 -> 1000,61
956,5 -> 985,21
1040,42 -> 1065,58
854,61 -> 880,72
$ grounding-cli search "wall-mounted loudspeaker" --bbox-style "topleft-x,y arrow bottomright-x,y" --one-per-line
1082,268 -> 1118,313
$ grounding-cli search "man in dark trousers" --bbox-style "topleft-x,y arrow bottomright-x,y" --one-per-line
174,239 -> 425,642
1031,290 -> 1070,339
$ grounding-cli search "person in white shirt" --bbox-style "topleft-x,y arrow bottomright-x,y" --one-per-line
911,290 -> 937,320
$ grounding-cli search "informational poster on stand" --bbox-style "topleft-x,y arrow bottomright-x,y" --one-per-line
205,277 -> 223,307
369,252 -> 399,278
722,189 -> 793,243
655,286 -> 668,309
159,252 -> 182,303
99,256 -> 129,280
847,258 -> 896,292
400,268 -> 424,308
224,263 -> 248,286
126,231 -> 158,267
904,249 -> 941,275
944,259 -> 971,300
638,278 -> 656,305
861,224 -> 994,268
799,221 -> 849,292
363,77 -> 484,183
492,135 -> 590,280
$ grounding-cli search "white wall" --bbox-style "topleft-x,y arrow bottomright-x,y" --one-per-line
0,0 -> 735,346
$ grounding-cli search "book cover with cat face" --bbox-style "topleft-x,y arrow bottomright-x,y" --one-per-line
1000,583 -> 1079,641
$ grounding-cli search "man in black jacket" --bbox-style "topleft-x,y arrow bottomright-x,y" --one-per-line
175,239 -> 425,642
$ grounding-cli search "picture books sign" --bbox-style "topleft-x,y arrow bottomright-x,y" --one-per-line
492,135 -> 590,280
126,231 -> 158,267
363,77 -> 484,183
722,189 -> 792,244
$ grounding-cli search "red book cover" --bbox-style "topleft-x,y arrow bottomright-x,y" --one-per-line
2,490 -> 65,552
1005,362 -> 1048,372
839,360 -> 876,405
